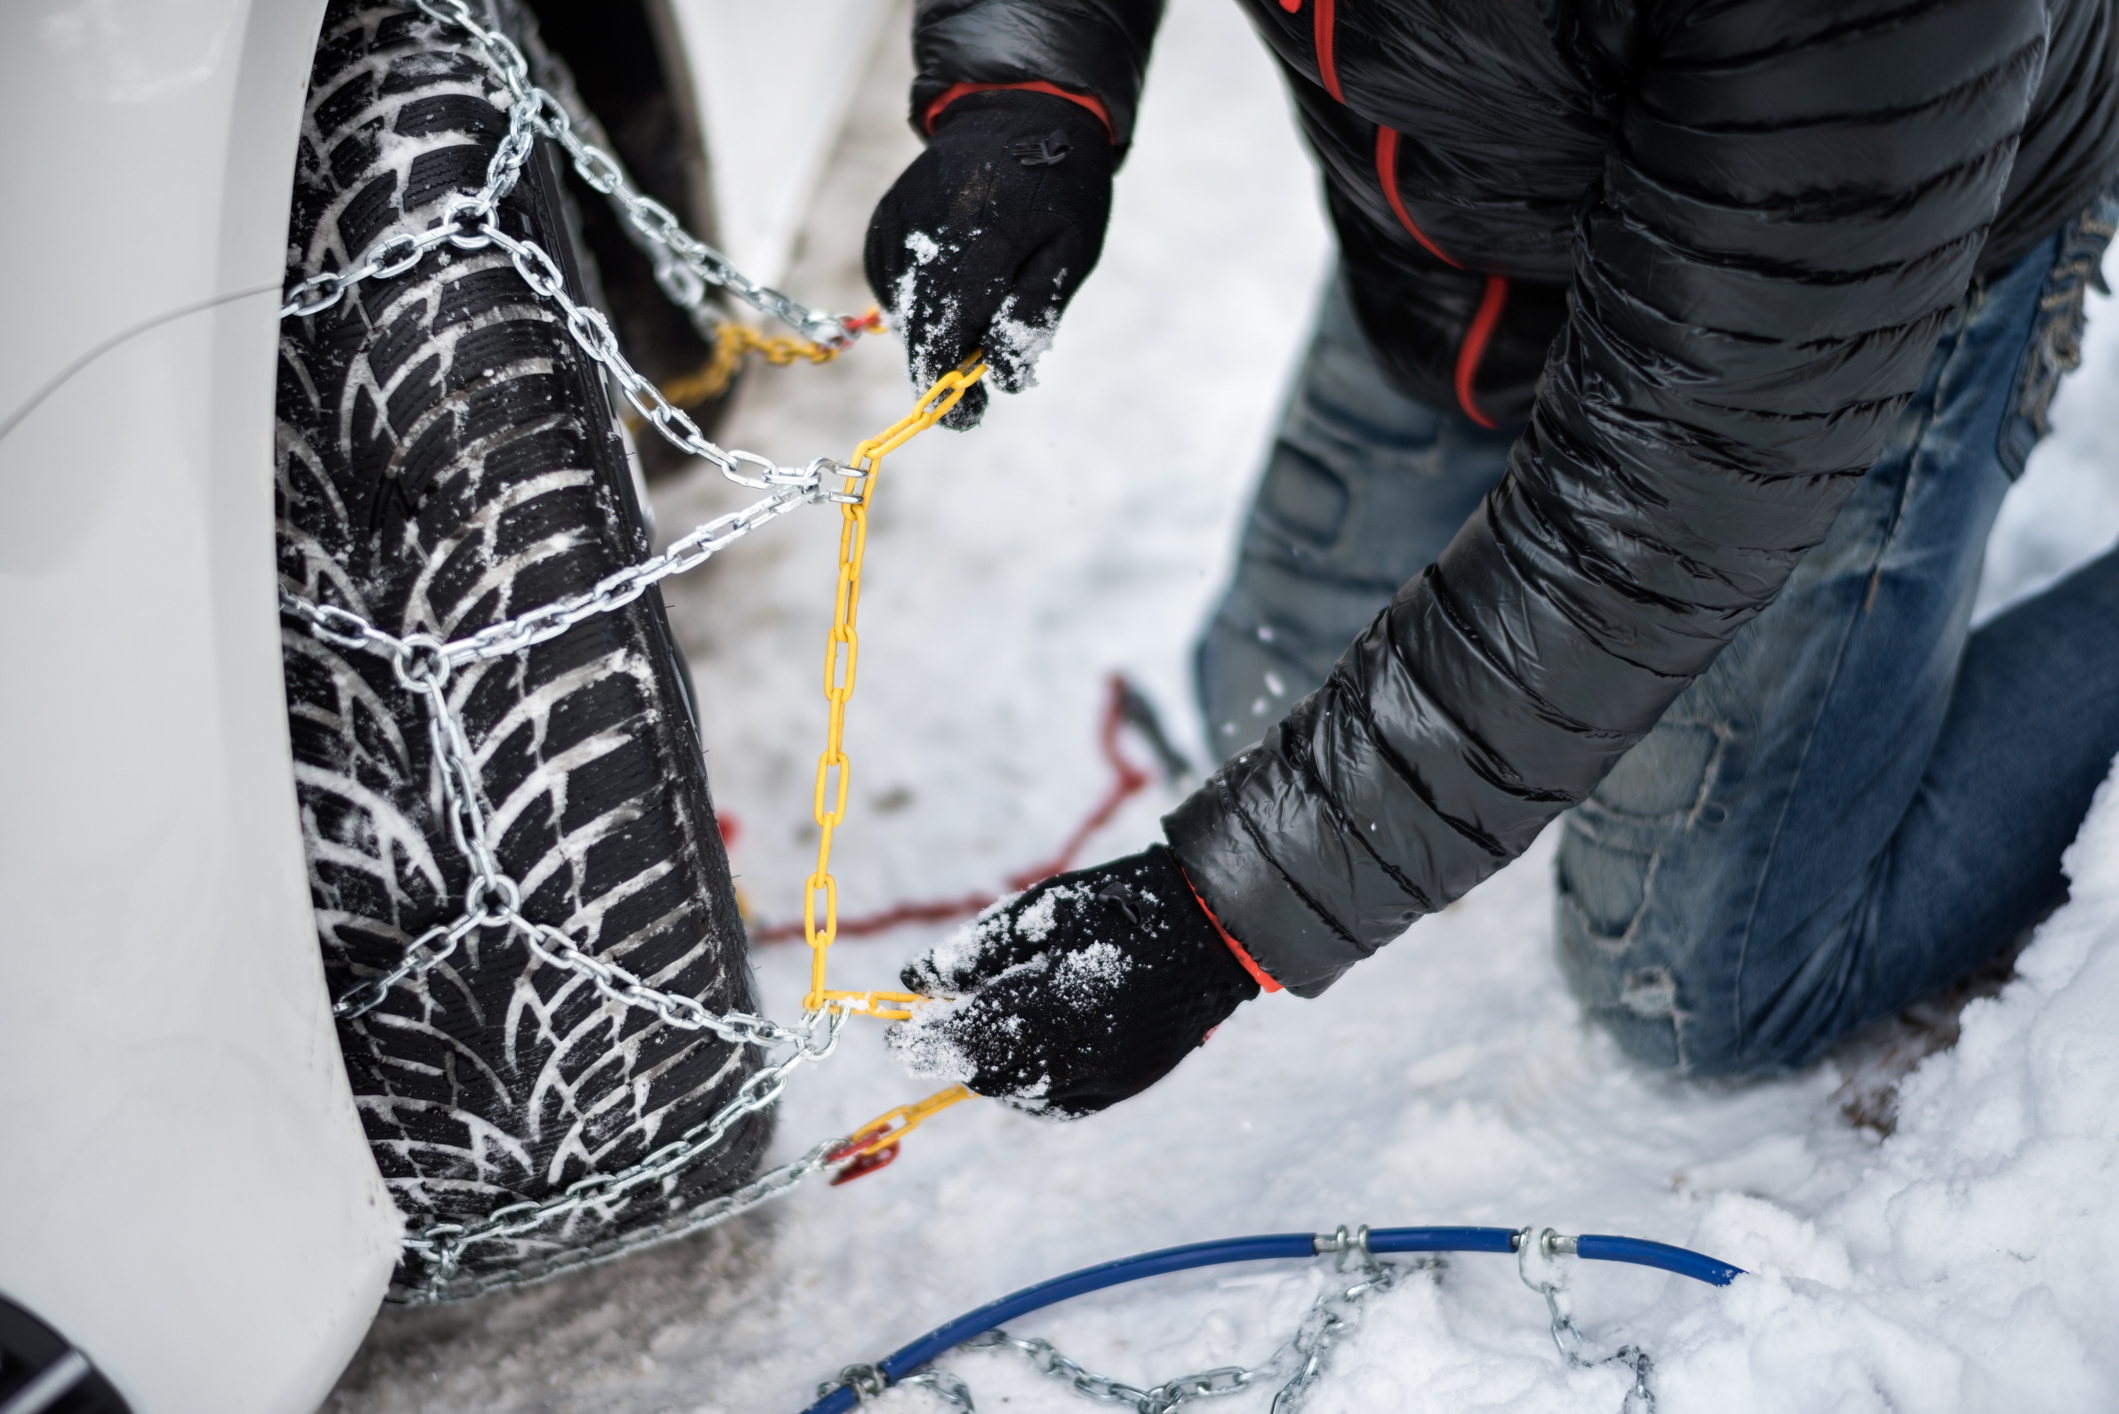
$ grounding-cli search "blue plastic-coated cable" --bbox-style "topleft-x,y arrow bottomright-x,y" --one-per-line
1366,1226 -> 1519,1257
799,1226 -> 1742,1414
1574,1234 -> 1743,1287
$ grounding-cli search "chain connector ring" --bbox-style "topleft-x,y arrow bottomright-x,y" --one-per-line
391,633 -> 450,691
465,874 -> 520,926
441,194 -> 495,247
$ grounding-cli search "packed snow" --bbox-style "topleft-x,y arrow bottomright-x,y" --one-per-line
325,0 -> 2119,1408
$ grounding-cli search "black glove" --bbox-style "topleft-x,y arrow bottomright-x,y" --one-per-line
887,845 -> 1260,1118
864,89 -> 1116,429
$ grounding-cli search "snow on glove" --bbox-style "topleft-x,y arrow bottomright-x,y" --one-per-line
864,89 -> 1115,430
887,844 -> 1260,1118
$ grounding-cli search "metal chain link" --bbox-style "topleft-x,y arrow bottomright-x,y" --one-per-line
955,1332 -> 1261,1414
1517,1228 -> 1657,1414
857,1228 -> 1427,1414
278,590 -> 803,1049
410,0 -> 867,350
288,567 -> 859,1301
544,97 -> 865,351
1266,1246 -> 1405,1414
432,474 -> 853,669
402,1010 -> 848,1299
283,199 -> 844,490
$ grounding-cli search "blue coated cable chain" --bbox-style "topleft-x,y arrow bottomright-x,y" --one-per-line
809,1225 -> 1743,1414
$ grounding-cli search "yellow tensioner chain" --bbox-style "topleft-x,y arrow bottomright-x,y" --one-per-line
803,353 -> 989,1021
622,311 -> 886,432
640,323 -> 843,418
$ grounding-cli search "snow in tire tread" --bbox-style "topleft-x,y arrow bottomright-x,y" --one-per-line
275,0 -> 766,1296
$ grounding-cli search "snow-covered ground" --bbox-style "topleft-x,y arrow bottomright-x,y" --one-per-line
324,2 -> 2119,1409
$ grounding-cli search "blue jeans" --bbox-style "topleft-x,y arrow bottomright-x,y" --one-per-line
1197,204 -> 2119,1075
1195,271 -> 1518,756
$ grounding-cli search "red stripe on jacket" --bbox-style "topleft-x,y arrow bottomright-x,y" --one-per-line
1375,127 -> 1508,428
1314,0 -> 1343,101
1454,275 -> 1509,429
922,80 -> 1117,144
1374,126 -> 1459,268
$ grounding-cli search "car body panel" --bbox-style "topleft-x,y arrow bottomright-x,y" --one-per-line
0,2 -> 402,1412
0,1 -> 867,1407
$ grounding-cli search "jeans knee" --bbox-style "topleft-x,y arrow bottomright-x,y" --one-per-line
1559,930 -> 1762,1076
1554,814 -> 1754,1076
1557,874 -> 1831,1077
1555,891 -> 1688,1072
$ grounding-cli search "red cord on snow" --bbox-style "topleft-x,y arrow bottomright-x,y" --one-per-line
751,675 -> 1165,944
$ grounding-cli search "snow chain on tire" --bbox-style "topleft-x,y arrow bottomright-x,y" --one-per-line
276,0 -> 768,1300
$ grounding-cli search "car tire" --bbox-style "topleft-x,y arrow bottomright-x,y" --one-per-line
275,0 -> 768,1300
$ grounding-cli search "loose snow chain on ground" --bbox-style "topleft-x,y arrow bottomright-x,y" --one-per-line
891,1237 -> 1419,1414
834,1229 -> 1657,1414
278,0 -> 978,1291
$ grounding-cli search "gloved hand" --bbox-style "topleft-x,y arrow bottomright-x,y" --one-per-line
864,89 -> 1116,429
887,845 -> 1260,1118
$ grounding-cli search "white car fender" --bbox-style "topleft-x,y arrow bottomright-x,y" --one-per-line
0,2 -> 402,1412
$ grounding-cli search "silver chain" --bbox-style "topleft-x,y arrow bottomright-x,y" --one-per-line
281,592 -> 805,1048
275,0 -> 903,1295
537,75 -> 863,351
856,1229 -> 1430,1414
282,574 -> 863,1298
406,0 -> 866,350
402,1010 -> 848,1300
280,474 -> 850,675
274,0 -> 882,1035
1516,1228 -> 1657,1414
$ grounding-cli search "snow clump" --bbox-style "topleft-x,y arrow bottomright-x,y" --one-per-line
1637,757 -> 2119,1411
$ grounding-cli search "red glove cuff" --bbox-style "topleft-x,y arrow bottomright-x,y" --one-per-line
922,81 -> 1118,144
1180,867 -> 1284,993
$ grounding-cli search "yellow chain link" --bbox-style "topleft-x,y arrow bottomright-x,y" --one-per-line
665,324 -> 835,406
833,1082 -> 976,1163
803,353 -> 989,1017
622,312 -> 882,429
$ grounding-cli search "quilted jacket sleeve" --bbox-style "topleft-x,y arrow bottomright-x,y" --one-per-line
1167,0 -> 2052,995
910,0 -> 1166,148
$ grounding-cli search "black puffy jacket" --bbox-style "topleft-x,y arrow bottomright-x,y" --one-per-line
910,0 -> 2119,995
